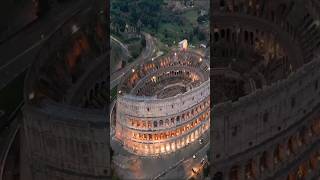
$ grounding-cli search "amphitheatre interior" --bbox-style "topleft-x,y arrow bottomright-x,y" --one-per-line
211,0 -> 309,104
211,0 -> 320,180
114,50 -> 210,156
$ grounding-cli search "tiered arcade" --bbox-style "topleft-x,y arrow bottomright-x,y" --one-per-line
115,51 -> 210,156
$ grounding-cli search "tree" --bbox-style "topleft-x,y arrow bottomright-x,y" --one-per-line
111,0 -> 164,34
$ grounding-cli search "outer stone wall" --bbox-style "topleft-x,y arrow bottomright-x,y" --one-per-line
211,56 -> 320,179
22,103 -> 109,180
116,80 -> 210,156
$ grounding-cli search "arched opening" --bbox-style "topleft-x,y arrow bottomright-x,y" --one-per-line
213,171 -> 223,180
288,137 -> 296,155
287,172 -> 296,180
245,159 -> 257,179
260,151 -> 269,172
274,144 -> 285,164
296,164 -> 307,179
309,153 -> 318,171
159,120 -> 163,127
229,165 -> 239,180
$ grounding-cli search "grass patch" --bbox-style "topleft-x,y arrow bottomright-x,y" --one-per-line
181,9 -> 199,25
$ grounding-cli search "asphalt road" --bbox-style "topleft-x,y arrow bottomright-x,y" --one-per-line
110,32 -> 157,89
111,35 -> 131,58
157,132 -> 210,180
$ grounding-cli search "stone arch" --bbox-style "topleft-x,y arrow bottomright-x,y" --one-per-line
274,144 -> 285,164
165,119 -> 169,126
309,153 -> 318,171
287,172 -> 296,180
213,171 -> 223,180
229,165 -> 239,180
287,137 -> 296,155
259,151 -> 270,172
159,120 -> 163,127
296,163 -> 307,179
245,159 -> 257,179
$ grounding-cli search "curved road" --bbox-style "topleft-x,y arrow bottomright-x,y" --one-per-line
110,32 -> 157,89
110,35 -> 131,58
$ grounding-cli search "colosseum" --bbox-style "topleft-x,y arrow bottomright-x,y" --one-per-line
113,50 -> 210,156
211,0 -> 320,180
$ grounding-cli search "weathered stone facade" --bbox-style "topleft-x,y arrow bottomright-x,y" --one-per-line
115,51 -> 210,156
211,0 -> 320,179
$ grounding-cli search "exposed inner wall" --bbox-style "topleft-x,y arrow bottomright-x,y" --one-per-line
211,0 -> 320,105
117,80 -> 209,118
131,66 -> 205,97
208,0 -> 320,179
212,106 -> 320,180
211,13 -> 303,103
67,54 -> 108,109
212,0 -> 320,64
211,55 -> 320,179
118,51 -> 209,94
23,103 -> 109,179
